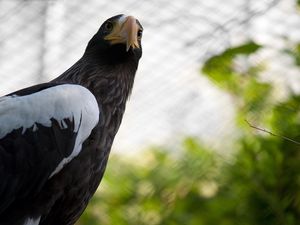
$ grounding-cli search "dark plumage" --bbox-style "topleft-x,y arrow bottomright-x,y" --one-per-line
0,14 -> 143,225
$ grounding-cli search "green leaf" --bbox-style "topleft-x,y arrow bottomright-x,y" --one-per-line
201,41 -> 262,92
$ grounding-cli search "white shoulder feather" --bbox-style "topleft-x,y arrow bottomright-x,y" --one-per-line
0,84 -> 100,176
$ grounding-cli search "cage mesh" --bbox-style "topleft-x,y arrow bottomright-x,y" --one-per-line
0,0 -> 299,152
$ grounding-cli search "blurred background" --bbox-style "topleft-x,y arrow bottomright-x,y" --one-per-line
1,0 -> 300,224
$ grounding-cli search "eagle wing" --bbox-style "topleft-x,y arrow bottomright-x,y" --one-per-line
0,83 -> 99,214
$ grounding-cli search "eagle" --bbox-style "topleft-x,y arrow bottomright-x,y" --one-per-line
0,14 -> 143,225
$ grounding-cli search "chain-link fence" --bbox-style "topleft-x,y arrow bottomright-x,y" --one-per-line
0,0 -> 299,153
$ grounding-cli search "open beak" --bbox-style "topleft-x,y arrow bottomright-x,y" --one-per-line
104,15 -> 140,51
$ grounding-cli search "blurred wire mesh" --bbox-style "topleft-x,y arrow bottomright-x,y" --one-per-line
0,0 -> 299,153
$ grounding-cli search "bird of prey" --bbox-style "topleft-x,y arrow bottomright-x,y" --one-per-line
0,14 -> 143,225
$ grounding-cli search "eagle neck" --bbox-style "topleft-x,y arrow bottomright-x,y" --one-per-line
52,57 -> 138,135
54,58 -> 137,103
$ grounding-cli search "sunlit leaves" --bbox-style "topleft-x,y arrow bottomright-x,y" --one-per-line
202,41 -> 262,93
78,139 -> 221,225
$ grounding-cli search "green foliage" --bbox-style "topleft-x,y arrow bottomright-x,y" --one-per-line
78,40 -> 300,224
78,139 -> 220,225
202,41 -> 262,93
202,40 -> 271,127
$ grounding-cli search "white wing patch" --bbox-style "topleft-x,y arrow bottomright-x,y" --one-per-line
0,84 -> 100,177
23,216 -> 41,225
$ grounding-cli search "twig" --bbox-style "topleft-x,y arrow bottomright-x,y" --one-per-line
245,119 -> 300,145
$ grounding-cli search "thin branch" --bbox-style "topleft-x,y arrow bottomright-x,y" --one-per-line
245,119 -> 300,145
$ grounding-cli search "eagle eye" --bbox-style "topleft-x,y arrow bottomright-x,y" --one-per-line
104,21 -> 113,32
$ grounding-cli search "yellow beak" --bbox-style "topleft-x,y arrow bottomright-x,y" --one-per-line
104,16 -> 140,51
